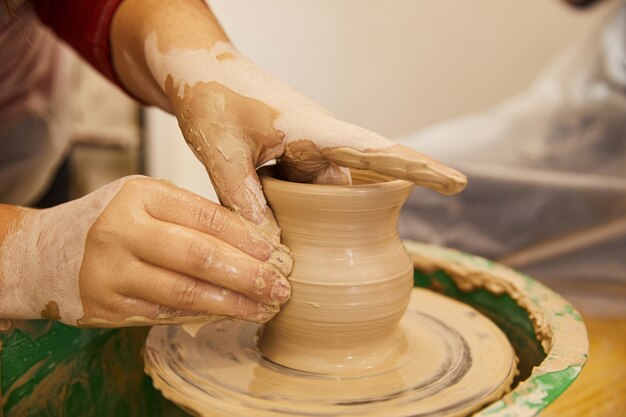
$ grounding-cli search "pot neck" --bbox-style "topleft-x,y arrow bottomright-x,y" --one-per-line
260,168 -> 414,248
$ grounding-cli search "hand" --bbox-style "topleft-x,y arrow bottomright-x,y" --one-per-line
0,176 -> 292,327
165,77 -> 467,238
110,0 -> 468,237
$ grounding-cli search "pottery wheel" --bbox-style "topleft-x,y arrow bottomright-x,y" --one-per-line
145,289 -> 517,417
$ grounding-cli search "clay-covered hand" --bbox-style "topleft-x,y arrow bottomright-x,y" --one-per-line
0,176 -> 292,327
110,0 -> 468,237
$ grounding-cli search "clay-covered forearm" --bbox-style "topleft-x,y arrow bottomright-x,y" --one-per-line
0,205 -> 25,244
110,0 -> 467,237
110,0 -> 231,110
0,204 -> 39,320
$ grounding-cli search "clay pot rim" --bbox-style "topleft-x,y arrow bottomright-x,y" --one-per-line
258,166 -> 413,195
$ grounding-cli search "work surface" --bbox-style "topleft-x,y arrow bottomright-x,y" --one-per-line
543,317 -> 626,417
541,278 -> 626,417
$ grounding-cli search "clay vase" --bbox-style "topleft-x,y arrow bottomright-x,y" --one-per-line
258,168 -> 415,376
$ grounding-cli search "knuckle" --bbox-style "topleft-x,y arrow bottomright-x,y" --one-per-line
113,258 -> 143,295
196,203 -> 227,234
120,177 -> 162,204
89,208 -> 149,247
88,218 -> 121,247
124,175 -> 155,191
186,239 -> 215,271
170,279 -> 202,309
118,177 -> 143,197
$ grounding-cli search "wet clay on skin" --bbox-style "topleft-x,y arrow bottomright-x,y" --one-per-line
145,33 -> 469,192
138,30 -> 467,236
0,179 -> 129,324
0,176 -> 291,328
164,76 -> 286,238
145,170 -> 516,417
40,301 -> 61,321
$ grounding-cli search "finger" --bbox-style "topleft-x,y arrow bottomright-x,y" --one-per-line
120,260 -> 279,323
283,117 -> 467,194
207,145 -> 280,239
80,294 -> 221,327
312,164 -> 352,185
321,144 -> 467,195
128,218 -> 291,306
181,113 -> 282,239
142,179 -> 292,275
278,141 -> 352,185
78,296 -> 232,328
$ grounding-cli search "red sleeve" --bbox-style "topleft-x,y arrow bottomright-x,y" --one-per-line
33,0 -> 127,91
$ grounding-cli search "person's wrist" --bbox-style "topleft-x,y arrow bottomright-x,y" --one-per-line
110,0 -> 231,112
0,208 -> 46,320
110,0 -> 174,110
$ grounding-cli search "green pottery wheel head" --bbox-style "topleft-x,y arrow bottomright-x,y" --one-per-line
406,241 -> 588,417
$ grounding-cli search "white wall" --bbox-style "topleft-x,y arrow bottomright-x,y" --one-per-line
146,0 -> 615,200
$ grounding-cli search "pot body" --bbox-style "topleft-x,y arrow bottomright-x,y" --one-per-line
258,169 -> 414,373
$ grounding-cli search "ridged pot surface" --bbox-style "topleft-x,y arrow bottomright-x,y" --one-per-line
258,168 -> 414,373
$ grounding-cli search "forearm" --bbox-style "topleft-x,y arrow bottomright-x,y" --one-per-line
111,0 -> 328,135
0,205 -> 24,243
110,0 -> 232,111
0,205 -> 40,320
32,0 -> 228,110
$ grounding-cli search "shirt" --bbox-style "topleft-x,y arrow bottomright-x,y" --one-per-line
0,0 -> 126,205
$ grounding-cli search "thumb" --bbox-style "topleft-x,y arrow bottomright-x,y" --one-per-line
322,144 -> 467,195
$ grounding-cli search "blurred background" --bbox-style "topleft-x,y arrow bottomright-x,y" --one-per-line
147,0 -> 616,200
68,0 -> 614,198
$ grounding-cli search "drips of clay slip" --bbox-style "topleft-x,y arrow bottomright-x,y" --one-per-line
146,169 -> 516,417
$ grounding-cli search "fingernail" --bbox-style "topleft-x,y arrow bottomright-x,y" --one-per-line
254,304 -> 279,323
268,244 -> 294,276
270,276 -> 292,305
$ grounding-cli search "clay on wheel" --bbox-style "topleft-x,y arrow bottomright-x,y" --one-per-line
145,169 -> 516,416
